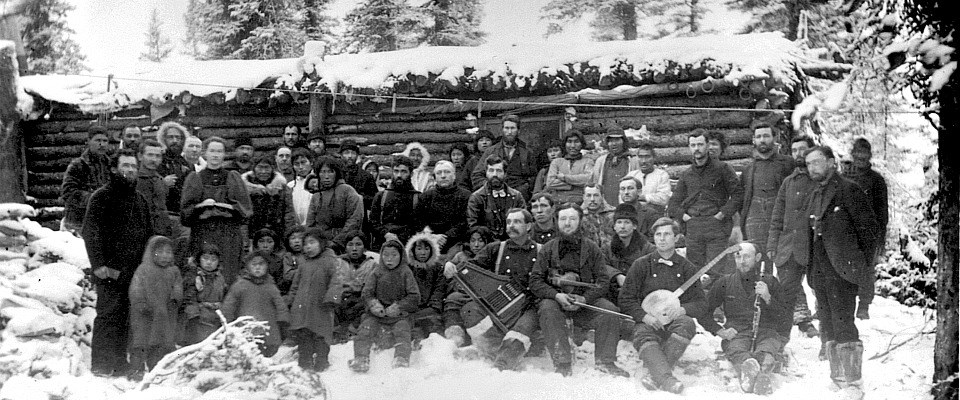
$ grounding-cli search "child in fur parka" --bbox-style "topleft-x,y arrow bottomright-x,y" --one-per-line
182,244 -> 227,345
405,230 -> 448,342
287,228 -> 344,371
129,236 -> 183,376
222,251 -> 290,357
349,239 -> 420,372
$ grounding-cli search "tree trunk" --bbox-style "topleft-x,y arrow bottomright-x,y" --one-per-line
0,41 -> 26,203
616,2 -> 637,40
785,0 -> 800,41
933,82 -> 959,400
690,0 -> 700,33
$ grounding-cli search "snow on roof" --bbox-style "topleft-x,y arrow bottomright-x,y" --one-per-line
19,58 -> 298,116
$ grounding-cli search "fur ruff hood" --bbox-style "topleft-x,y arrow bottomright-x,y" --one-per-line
401,142 -> 431,170
157,121 -> 190,150
404,228 -> 441,267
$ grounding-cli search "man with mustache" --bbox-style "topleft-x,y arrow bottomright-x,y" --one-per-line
618,176 -> 661,241
740,120 -> 795,242
667,129 -> 743,285
470,115 -> 537,199
415,161 -> 472,254
159,122 -> 199,240
370,155 -> 422,249
135,139 -> 173,237
529,203 -> 627,378
580,184 -> 615,248
467,156 -> 527,240
224,136 -> 255,173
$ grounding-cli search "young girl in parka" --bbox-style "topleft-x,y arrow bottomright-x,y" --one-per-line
182,244 -> 227,345
405,231 -> 447,342
222,250 -> 290,357
287,228 -> 344,371
280,226 -> 306,298
253,228 -> 284,288
129,235 -> 183,376
349,239 -> 420,372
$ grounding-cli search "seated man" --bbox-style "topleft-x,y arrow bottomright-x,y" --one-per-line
457,208 -> 541,371
619,217 -> 707,394
701,242 -> 788,395
529,203 -> 627,378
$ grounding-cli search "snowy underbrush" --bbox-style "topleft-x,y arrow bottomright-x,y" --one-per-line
0,203 -> 96,396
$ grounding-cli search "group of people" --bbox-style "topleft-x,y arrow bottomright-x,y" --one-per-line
64,113 -> 887,397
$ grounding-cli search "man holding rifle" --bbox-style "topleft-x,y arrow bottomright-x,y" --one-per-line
529,203 -> 628,378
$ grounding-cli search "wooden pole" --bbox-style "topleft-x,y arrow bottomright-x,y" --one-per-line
0,40 -> 26,203
308,93 -> 326,136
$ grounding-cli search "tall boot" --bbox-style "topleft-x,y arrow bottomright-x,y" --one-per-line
493,339 -> 526,371
662,333 -> 691,368
838,341 -> 864,400
638,343 -> 683,394
824,341 -> 845,389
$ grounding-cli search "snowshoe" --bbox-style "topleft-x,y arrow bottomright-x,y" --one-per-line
595,361 -> 630,378
349,357 -> 370,373
738,358 -> 761,393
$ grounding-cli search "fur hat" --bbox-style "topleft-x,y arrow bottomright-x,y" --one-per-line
339,139 -> 361,154
405,228 -> 441,266
613,203 -> 638,224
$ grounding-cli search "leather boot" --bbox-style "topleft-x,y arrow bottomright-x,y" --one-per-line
639,343 -> 681,393
825,341 -> 845,389
855,302 -> 870,320
838,341 -> 864,399
493,339 -> 526,371
663,333 -> 691,368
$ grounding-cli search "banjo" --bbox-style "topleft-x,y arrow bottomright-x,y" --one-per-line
641,244 -> 742,325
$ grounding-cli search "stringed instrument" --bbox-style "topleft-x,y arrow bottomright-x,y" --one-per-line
641,244 -> 742,325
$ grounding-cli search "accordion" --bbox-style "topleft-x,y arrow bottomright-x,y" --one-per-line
454,261 -> 531,333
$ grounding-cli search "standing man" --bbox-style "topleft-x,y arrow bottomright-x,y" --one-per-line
306,129 -> 328,157
740,121 -> 795,242
618,176 -> 660,240
156,122 -> 193,239
283,124 -> 304,149
339,140 -> 378,210
118,125 -> 143,152
628,142 -> 672,213
276,146 -> 295,182
370,155 -> 421,248
459,208 -> 541,371
529,203 -> 627,377
529,192 -> 558,245
767,136 -> 820,339
545,130 -> 594,204
83,149 -> 154,377
182,135 -> 205,172
580,184 -> 615,249
804,146 -> 879,398
223,136 -> 254,173
61,126 -> 112,236
467,156 -> 527,239
136,139 -> 173,237
842,138 -> 888,320
415,161 -> 472,254
470,115 -> 537,198
668,129 -> 743,282
590,127 -> 638,207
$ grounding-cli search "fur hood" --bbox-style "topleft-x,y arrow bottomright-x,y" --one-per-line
157,121 -> 190,149
401,142 -> 431,170
140,235 -> 174,267
404,227 -> 441,267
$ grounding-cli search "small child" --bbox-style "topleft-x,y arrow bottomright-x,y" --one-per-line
183,244 -> 227,345
287,228 -> 344,371
350,239 -> 420,372
281,226 -> 306,297
406,232 -> 447,342
335,230 -> 379,342
440,226 -> 495,346
222,251 -> 290,357
129,236 -> 183,377
253,228 -> 284,286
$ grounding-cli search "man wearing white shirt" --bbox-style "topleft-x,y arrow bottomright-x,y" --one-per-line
286,148 -> 315,227
629,142 -> 672,213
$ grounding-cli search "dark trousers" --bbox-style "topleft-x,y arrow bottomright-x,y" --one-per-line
858,250 -> 881,305
294,328 -> 329,368
538,298 -> 620,365
685,216 -> 733,279
810,240 -> 860,343
443,290 -> 471,329
411,307 -> 443,340
91,282 -> 130,374
354,314 -> 413,360
632,314 -> 697,349
720,328 -> 785,366
744,197 -> 776,244
335,291 -> 366,331
777,258 -> 814,338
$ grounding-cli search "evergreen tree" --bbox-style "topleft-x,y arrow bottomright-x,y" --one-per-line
18,0 -> 85,74
542,0 -> 707,41
420,0 -> 485,46
342,0 -> 424,53
183,0 -> 309,60
140,9 -> 173,62
726,0 -> 829,40
302,0 -> 339,44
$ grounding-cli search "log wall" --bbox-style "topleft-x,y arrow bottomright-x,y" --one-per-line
21,91 -> 781,223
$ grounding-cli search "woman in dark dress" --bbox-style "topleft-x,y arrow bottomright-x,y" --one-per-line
181,137 -> 253,284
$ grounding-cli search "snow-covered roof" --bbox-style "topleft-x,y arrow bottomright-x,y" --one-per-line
18,32 -> 836,118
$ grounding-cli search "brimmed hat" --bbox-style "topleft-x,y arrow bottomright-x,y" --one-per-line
306,128 -> 325,142
339,139 -> 360,154
605,126 -> 626,140
613,203 -> 638,224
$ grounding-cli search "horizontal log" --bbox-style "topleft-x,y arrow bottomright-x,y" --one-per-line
24,130 -> 90,146
32,114 -> 312,135
28,145 -> 84,161
27,184 -> 61,199
28,158 -> 72,172
326,112 -> 470,125
27,198 -> 64,208
574,111 -> 754,134
663,157 -> 751,179
358,143 -> 454,157
638,128 -> 753,148
649,144 -> 753,165
330,132 -> 473,146
328,120 -> 474,134
28,171 -> 65,185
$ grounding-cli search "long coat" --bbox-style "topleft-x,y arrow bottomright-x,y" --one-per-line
288,248 -> 344,341
222,273 -> 290,348
767,168 -> 817,266
62,149 -> 111,227
804,172 -> 880,285
83,173 -> 154,287
129,236 -> 183,349
182,267 -> 228,345
306,179 -> 364,246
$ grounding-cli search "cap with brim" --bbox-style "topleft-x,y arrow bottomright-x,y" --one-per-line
605,126 -> 626,140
